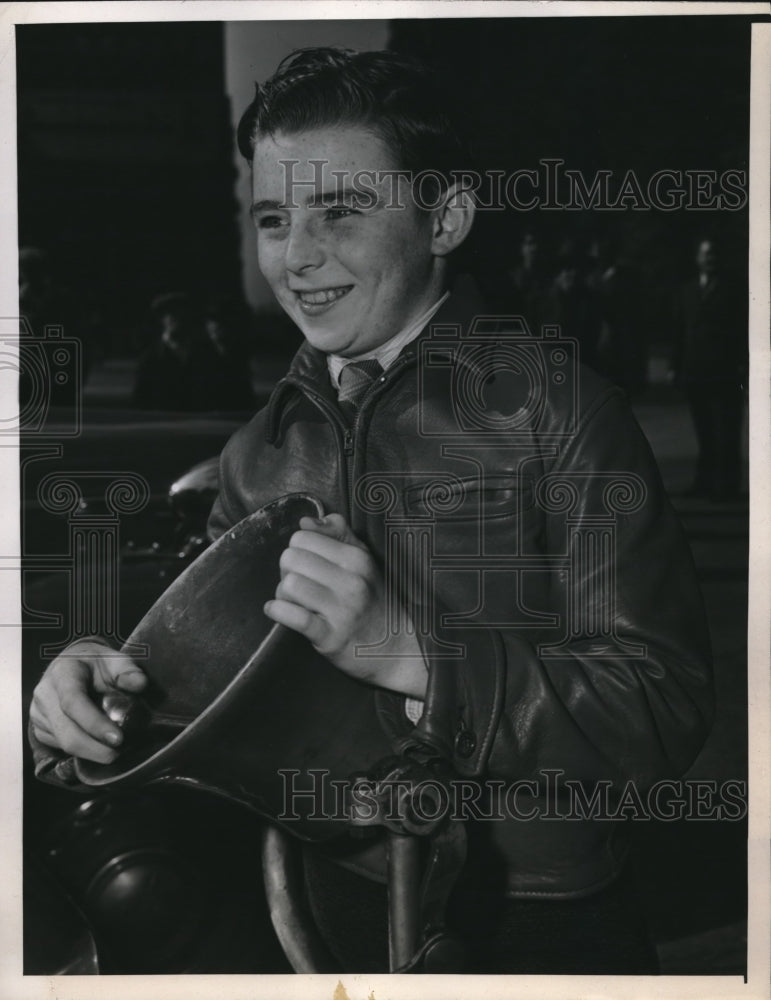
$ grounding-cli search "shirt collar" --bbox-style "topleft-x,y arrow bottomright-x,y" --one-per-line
326,292 -> 449,390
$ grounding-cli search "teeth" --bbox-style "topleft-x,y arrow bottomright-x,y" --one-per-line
298,287 -> 349,305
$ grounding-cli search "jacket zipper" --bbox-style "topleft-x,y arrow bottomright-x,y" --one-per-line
342,426 -> 355,523
286,353 -> 417,526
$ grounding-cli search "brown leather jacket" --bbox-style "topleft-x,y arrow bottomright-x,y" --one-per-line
209,290 -> 713,897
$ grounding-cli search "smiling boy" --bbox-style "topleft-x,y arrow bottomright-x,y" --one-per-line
30,48 -> 713,974
248,122 -> 473,699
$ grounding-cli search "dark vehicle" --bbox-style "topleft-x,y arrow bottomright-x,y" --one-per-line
21,404 -> 298,974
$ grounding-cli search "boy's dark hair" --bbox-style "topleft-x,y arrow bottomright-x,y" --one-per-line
237,47 -> 472,202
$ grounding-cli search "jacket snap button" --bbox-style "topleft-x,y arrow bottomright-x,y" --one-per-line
455,729 -> 477,758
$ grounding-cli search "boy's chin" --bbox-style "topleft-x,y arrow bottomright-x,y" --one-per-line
300,329 -> 349,355
296,320 -> 358,356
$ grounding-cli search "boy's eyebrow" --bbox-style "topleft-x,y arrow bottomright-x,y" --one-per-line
250,199 -> 282,217
251,187 -> 377,216
308,186 -> 376,207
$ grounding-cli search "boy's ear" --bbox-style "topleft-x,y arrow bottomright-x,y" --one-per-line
430,182 -> 476,257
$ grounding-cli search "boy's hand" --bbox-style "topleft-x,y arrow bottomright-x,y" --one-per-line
264,513 -> 428,698
30,638 -> 148,764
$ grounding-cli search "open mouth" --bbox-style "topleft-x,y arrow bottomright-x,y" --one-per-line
293,286 -> 353,313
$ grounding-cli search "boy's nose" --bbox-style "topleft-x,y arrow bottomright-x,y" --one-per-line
285,221 -> 324,273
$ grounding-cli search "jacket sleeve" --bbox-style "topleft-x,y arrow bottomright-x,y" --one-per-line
412,389 -> 714,792
207,410 -> 270,542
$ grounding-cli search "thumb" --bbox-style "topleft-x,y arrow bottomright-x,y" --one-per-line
88,645 -> 148,693
114,667 -> 148,692
299,512 -> 365,549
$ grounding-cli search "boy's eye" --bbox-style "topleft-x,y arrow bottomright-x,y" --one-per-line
325,206 -> 358,220
256,215 -> 286,230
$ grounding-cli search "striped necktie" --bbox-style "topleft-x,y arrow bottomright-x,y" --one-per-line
337,359 -> 383,421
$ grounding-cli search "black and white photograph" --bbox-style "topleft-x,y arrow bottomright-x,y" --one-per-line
2,3 -> 769,998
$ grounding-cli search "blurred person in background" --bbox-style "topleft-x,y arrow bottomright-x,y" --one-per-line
674,237 -> 747,500
133,291 -> 255,412
587,236 -> 648,396
547,243 -> 603,372
204,294 -> 258,410
506,229 -> 552,333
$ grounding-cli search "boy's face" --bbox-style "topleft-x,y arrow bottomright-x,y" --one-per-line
251,125 -> 444,358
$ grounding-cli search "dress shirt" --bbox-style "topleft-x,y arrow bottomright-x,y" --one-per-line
326,292 -> 449,389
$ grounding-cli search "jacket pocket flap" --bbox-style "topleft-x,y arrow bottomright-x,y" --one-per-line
403,474 -> 534,520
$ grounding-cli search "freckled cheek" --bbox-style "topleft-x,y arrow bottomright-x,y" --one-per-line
257,244 -> 285,290
356,235 -> 400,281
